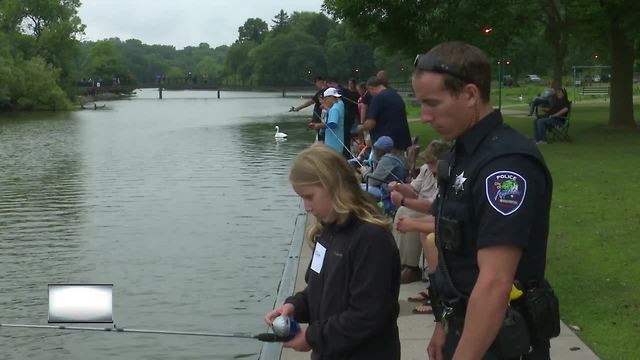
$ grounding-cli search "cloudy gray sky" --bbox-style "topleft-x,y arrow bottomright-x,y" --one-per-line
78,0 -> 325,49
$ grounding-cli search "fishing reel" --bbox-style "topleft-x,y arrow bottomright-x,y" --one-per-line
271,315 -> 299,341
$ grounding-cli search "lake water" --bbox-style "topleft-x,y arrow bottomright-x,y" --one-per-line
0,90 -> 316,359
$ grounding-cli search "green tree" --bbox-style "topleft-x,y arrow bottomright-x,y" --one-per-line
194,56 -> 222,85
289,12 -> 334,46
14,0 -> 85,88
251,31 -> 325,86
1,56 -> 72,110
324,24 -> 375,81
82,41 -> 133,84
372,48 -> 412,83
224,40 -> 258,86
323,0 -> 527,56
324,0 -> 638,127
271,9 -> 290,35
238,18 -> 268,43
571,0 -> 638,128
0,0 -> 83,110
166,66 -> 185,84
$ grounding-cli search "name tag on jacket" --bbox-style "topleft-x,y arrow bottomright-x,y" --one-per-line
310,242 -> 326,273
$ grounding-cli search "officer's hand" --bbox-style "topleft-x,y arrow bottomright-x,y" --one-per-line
396,216 -> 413,233
427,322 -> 446,360
388,181 -> 399,192
284,326 -> 311,352
390,191 -> 403,207
264,303 -> 295,327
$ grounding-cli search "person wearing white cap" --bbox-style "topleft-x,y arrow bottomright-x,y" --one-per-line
309,87 -> 345,155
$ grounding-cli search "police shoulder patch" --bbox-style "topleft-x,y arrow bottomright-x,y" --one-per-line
485,170 -> 527,216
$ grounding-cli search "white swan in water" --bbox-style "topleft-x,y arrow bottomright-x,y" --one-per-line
274,126 -> 288,138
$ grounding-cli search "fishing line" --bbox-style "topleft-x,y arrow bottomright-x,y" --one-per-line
308,107 -> 406,185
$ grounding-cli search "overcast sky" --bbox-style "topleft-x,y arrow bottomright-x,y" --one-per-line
78,0 -> 325,49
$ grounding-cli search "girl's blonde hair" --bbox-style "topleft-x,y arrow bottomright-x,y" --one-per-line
289,144 -> 391,245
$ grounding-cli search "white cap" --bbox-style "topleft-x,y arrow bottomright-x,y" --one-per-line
323,87 -> 342,97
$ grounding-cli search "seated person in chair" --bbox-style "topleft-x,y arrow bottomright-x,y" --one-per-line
389,140 -> 451,286
533,87 -> 569,144
528,81 -> 557,116
361,136 -> 406,200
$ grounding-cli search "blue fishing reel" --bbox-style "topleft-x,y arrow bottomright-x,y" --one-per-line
271,316 -> 299,341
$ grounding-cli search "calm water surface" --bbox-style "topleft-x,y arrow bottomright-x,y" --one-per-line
0,90 -> 315,359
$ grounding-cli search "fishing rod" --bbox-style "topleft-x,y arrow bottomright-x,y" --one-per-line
293,78 -> 361,107
0,316 -> 298,343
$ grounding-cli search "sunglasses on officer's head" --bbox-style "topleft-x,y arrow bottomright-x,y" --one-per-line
413,54 -> 474,85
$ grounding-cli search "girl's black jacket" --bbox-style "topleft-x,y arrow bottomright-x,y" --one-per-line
285,215 -> 401,360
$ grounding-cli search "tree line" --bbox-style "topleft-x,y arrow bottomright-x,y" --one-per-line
1,0 -> 638,128
77,11 -> 407,89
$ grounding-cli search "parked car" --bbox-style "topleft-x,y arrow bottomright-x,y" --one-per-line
526,74 -> 541,82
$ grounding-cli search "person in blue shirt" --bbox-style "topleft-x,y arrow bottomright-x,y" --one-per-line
357,76 -> 412,151
309,87 -> 345,156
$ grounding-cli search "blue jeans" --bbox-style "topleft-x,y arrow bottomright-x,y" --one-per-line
361,183 -> 383,199
534,117 -> 564,142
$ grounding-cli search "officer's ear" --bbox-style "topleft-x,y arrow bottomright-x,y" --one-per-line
462,83 -> 481,108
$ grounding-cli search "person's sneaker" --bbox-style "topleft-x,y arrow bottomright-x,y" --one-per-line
400,267 -> 422,284
536,141 -> 547,145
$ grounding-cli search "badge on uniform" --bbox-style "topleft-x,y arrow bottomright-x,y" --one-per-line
485,171 -> 527,215
453,171 -> 467,194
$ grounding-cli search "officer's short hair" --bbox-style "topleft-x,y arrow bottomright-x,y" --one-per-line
414,41 -> 491,103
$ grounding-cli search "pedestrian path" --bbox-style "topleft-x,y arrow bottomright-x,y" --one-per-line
281,239 -> 600,360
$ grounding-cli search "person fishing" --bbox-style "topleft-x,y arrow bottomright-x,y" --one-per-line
264,144 -> 401,359
291,76 -> 328,141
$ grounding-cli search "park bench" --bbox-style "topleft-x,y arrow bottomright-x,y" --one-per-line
581,86 -> 609,100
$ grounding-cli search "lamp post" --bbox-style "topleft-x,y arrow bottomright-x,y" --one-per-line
497,59 -> 503,110
483,25 -> 510,111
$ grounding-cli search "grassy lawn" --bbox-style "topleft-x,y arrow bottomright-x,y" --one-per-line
407,103 -> 640,360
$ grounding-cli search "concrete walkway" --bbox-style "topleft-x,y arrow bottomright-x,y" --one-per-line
281,238 -> 600,360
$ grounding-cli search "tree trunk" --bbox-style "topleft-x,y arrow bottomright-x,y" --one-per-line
551,37 -> 566,88
608,18 -> 637,128
542,0 -> 567,88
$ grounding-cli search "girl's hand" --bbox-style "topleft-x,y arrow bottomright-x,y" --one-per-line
283,326 -> 311,352
264,303 -> 295,327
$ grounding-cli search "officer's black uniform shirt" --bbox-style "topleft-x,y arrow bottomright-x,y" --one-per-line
433,110 -> 553,299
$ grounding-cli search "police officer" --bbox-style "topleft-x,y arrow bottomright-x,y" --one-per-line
412,42 -> 555,360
